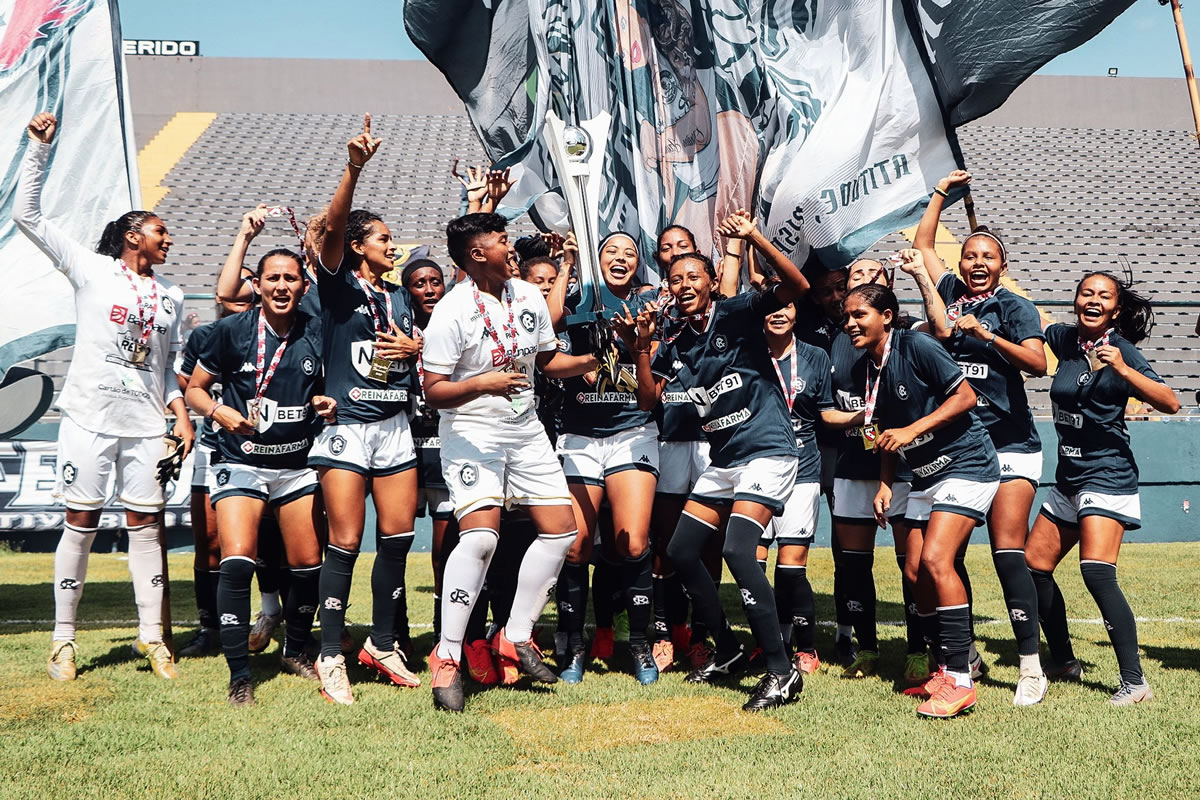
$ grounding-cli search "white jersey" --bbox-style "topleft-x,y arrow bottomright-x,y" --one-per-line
422,277 -> 557,423
15,141 -> 184,438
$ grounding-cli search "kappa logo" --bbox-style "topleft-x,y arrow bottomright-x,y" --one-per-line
907,602 -> 918,615
301,355 -> 316,376
1009,609 -> 1030,623
459,464 -> 479,487
1078,371 -> 1093,386
945,494 -> 957,503
712,333 -> 729,352
449,588 -> 470,606
1082,496 -> 1095,506
151,574 -> 164,588
59,578 -> 81,591
323,597 -> 343,611
638,454 -> 651,464
519,309 -> 537,333
1103,618 -> 1114,631
1002,463 -> 1014,473
216,469 -> 231,487
740,588 -> 756,606
61,462 -> 77,486
219,613 -> 238,626
238,361 -> 255,373
329,435 -> 347,456
749,483 -> 763,492
673,360 -> 683,371
897,383 -> 909,400
109,305 -> 129,324
631,594 -> 650,606
391,587 -> 404,600
845,600 -> 864,612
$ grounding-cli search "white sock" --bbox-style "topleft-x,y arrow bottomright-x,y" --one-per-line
505,532 -> 575,643
1019,653 -> 1043,676
947,669 -> 973,689
436,528 -> 497,661
259,590 -> 282,617
126,522 -> 165,643
53,524 -> 98,641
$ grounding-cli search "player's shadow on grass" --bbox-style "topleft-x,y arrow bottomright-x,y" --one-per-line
1142,643 -> 1200,675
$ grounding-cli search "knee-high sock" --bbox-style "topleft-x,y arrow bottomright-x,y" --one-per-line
840,549 -> 878,652
896,554 -> 923,654
217,556 -> 256,680
506,531 -> 575,642
1081,560 -> 1144,684
591,557 -> 619,629
665,572 -> 688,627
256,516 -> 284,615
667,512 -> 737,654
318,545 -> 358,658
919,611 -> 943,667
724,514 -> 790,675
465,577 -> 490,642
369,531 -> 413,652
773,564 -> 806,651
126,522 -> 165,644
194,567 -> 220,631
937,603 -> 972,684
954,555 -> 974,640
284,563 -> 321,657
991,549 -> 1040,657
558,562 -> 590,651
621,551 -> 654,646
53,524 -> 98,641
489,515 -> 532,626
1030,568 -> 1075,664
436,529 -> 498,661
831,530 -> 851,637
652,572 -> 670,641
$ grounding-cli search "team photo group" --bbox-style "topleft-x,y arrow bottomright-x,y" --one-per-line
17,108 -> 1179,720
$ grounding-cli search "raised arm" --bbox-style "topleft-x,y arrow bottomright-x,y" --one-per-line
914,169 -> 972,285
216,206 -> 267,303
320,113 -> 382,273
717,232 -> 744,297
717,210 -> 809,304
896,249 -> 953,341
549,232 -> 577,331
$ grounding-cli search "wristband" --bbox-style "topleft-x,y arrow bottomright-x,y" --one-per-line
348,160 -> 363,171
207,400 -> 223,420
933,187 -> 949,198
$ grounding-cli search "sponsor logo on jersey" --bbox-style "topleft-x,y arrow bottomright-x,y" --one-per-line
701,408 -> 750,433
911,455 -> 951,478
239,439 -> 309,456
61,462 -> 77,485
836,390 -> 865,411
712,333 -> 729,352
459,464 -> 479,487
899,432 -> 934,452
661,391 -> 690,403
958,362 -> 989,380
348,387 -> 408,402
687,372 -> 743,416
413,437 -> 442,449
574,391 -> 636,404
519,309 -> 536,333
254,399 -> 308,433
1052,405 -> 1084,429
896,383 -> 908,400
109,305 -> 129,324
301,355 -> 316,375
1060,445 -> 1082,458
351,341 -> 409,378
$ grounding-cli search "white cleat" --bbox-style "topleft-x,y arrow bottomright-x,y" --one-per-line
48,640 -> 78,681
316,654 -> 354,705
1013,670 -> 1049,707
1109,680 -> 1153,707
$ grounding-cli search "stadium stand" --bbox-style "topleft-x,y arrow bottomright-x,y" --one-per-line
20,59 -> 1200,415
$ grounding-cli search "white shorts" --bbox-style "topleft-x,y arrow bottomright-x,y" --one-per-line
308,414 -> 415,476
417,487 -> 454,521
999,450 -> 1043,485
656,440 -> 711,496
832,478 -> 912,524
55,415 -> 165,514
906,477 -> 1000,525
558,424 -> 660,485
691,455 -> 799,514
191,444 -> 213,491
209,462 -> 319,506
762,482 -> 821,546
1040,487 -> 1142,531
441,410 -> 571,520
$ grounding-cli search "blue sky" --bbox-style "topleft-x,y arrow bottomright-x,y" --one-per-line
118,0 -> 1187,79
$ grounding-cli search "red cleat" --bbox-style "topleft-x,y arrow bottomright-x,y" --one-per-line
463,638 -> 498,685
590,627 -> 614,660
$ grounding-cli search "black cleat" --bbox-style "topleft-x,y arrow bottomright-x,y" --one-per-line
495,628 -> 559,684
685,645 -> 748,684
742,668 -> 802,712
227,676 -> 255,708
430,648 -> 465,713
834,634 -> 857,668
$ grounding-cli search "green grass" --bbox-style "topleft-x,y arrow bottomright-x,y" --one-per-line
2,544 -> 1200,799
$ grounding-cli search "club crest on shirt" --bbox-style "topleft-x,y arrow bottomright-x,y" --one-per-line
1077,371 -> 1093,386
712,334 -> 729,352
520,309 -> 537,333
301,356 -> 316,375
459,464 -> 479,487
897,383 -> 909,400
161,295 -> 175,315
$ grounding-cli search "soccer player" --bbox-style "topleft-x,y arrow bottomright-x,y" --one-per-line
915,169 -> 1052,705
305,116 -> 422,703
619,210 -> 811,712
1026,272 -> 1178,705
844,284 -> 999,718
16,112 -> 195,682
422,212 -> 598,712
185,249 -> 335,706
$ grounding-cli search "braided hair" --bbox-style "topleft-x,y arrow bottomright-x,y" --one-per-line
95,211 -> 155,258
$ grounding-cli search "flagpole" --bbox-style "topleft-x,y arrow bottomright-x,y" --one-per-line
1167,0 -> 1200,147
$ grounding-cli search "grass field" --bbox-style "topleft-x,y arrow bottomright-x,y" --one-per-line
3,543 -> 1200,799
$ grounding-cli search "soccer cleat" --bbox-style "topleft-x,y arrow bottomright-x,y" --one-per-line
652,639 -> 675,673
1013,670 -> 1049,707
903,668 -> 948,699
279,651 -> 319,682
227,676 -> 255,708
629,642 -> 660,686
559,649 -> 586,684
315,654 -> 354,705
670,624 -> 691,655
47,640 -> 78,682
178,628 -> 221,658
247,612 -> 282,653
358,638 -> 421,688
142,641 -> 178,680
903,651 -> 931,685
917,681 -> 977,718
687,641 -> 714,669
130,639 -> 148,658
463,638 -> 499,686
429,648 -> 464,713
841,650 -> 879,679
685,645 -> 749,684
794,649 -> 821,676
746,647 -> 766,675
590,627 -> 615,660
493,628 -> 558,683
1045,659 -> 1084,682
743,668 -> 803,712
969,651 -> 987,680
1109,680 -> 1154,706
834,634 -> 857,668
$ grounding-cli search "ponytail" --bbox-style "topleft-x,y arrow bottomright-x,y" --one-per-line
95,210 -> 154,259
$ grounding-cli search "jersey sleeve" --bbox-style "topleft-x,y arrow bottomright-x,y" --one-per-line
12,141 -> 96,291
650,341 -> 677,381
195,316 -> 232,378
746,285 -> 786,318
909,331 -> 965,397
1043,323 -> 1072,358
936,271 -> 967,304
812,348 -> 835,410
1118,341 -> 1166,398
421,297 -> 463,376
1003,294 -> 1045,343
162,292 -> 185,407
533,291 -> 558,352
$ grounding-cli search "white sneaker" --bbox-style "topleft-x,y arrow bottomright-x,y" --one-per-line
48,640 -> 78,681
316,654 -> 354,705
1013,671 -> 1049,706
1109,680 -> 1153,706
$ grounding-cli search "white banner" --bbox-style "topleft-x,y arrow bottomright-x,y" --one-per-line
0,0 -> 139,377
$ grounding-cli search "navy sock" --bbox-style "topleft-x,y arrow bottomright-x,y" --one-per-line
831,530 -> 851,631
622,552 -> 654,646
896,555 -> 924,654
775,564 -> 812,652
920,611 -> 943,667
954,555 -> 975,641
1081,560 -> 1143,684
466,577 -> 490,642
937,604 -> 972,676
652,573 -> 669,642
992,549 -> 1040,657
194,567 -> 220,630
1030,568 -> 1075,664
318,545 -> 358,658
666,512 -> 731,652
256,516 -> 285,594
217,557 -> 256,680
841,549 -> 878,651
592,557 -> 618,629
369,532 -> 414,652
723,514 -> 789,675
558,562 -> 589,652
284,564 -> 320,657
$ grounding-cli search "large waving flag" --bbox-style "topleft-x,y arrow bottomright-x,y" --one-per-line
0,0 -> 139,377
405,0 -> 1134,274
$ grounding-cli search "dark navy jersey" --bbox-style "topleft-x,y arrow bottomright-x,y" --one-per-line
410,394 -> 444,490
317,264 -> 414,424
937,274 -> 1042,453
181,322 -> 221,452
196,308 -> 323,469
657,368 -> 705,442
1045,324 -> 1163,495
535,369 -> 565,442
793,304 -> 842,356
558,290 -> 656,437
774,339 -> 834,484
651,287 -> 798,469
873,328 -> 998,488
299,268 -> 321,318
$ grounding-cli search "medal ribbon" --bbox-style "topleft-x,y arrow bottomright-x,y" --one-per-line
471,279 -> 518,365
862,330 -> 894,426
354,273 -> 395,335
659,302 -> 713,347
265,206 -> 304,245
1079,327 -> 1114,355
254,311 -> 292,401
119,260 -> 159,348
771,344 -> 798,412
946,286 -> 1000,322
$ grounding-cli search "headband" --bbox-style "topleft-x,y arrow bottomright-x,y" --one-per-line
965,230 -> 1008,264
